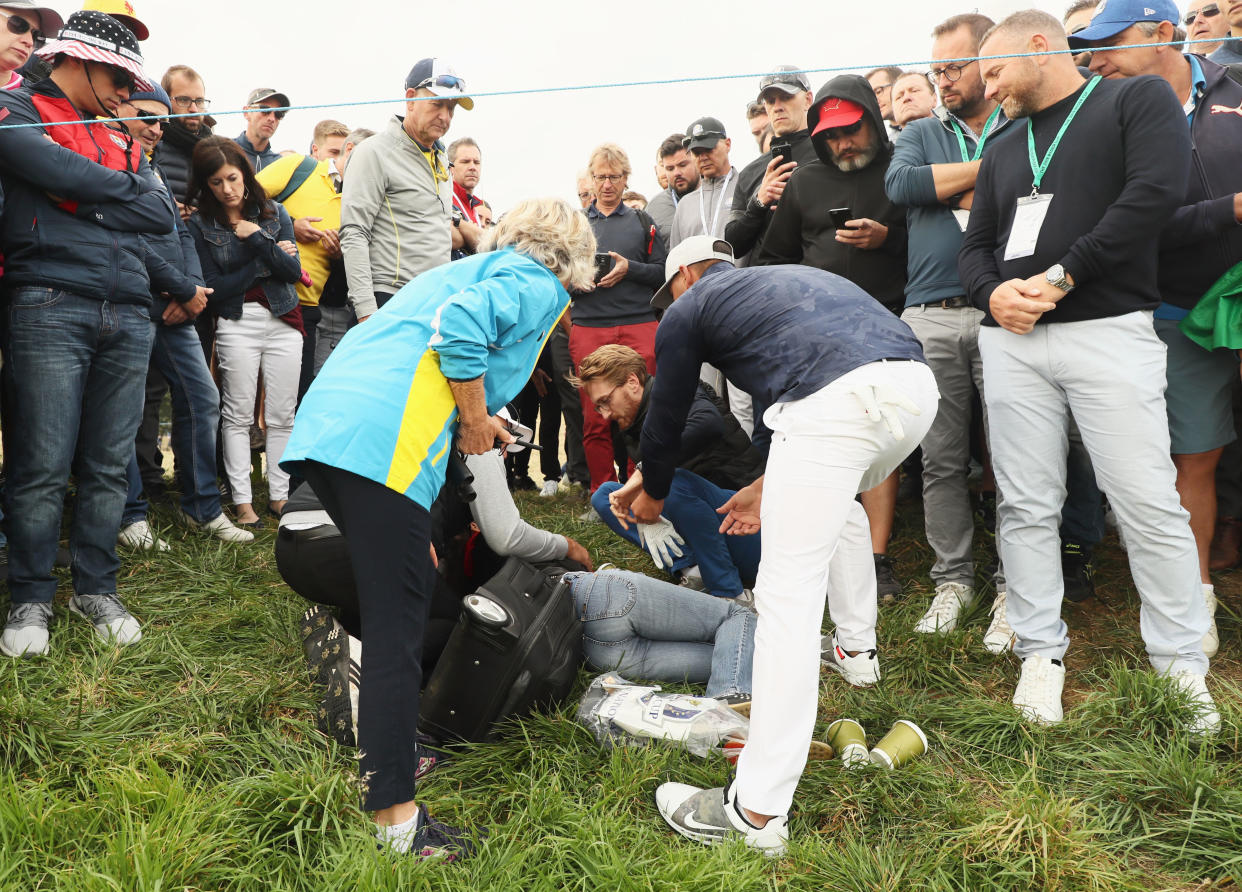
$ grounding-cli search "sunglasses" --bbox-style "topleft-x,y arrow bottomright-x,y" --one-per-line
822,119 -> 864,139
414,73 -> 466,92
89,62 -> 134,92
1,10 -> 46,48
1185,3 -> 1221,24
253,106 -> 287,120
132,107 -> 167,124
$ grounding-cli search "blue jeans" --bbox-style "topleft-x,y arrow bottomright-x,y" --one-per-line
592,469 -> 762,597
567,569 -> 756,698
124,320 -> 222,525
5,289 -> 153,603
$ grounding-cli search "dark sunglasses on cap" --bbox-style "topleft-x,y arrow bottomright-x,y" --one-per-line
1,10 -> 46,48
1185,3 -> 1221,24
414,73 -> 466,92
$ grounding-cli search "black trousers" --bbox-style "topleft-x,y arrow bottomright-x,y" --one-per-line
300,460 -> 434,812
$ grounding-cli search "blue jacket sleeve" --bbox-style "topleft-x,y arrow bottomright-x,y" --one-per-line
676,386 -> 727,465
190,216 -> 264,308
143,238 -> 196,301
255,205 -> 303,284
639,310 -> 708,500
885,121 -> 942,208
72,159 -> 176,234
431,267 -> 553,382
0,95 -> 151,203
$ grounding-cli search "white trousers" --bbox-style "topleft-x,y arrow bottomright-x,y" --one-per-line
736,360 -> 940,817
216,303 -> 302,504
978,312 -> 1207,674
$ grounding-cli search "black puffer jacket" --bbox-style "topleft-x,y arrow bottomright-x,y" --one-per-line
623,378 -> 764,491
755,75 -> 908,310
152,118 -> 215,204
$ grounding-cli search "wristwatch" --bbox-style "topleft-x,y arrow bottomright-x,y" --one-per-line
1045,264 -> 1074,292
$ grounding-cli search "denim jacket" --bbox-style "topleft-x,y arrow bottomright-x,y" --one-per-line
188,201 -> 301,319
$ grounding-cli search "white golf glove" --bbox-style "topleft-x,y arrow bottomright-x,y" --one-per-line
637,516 -> 686,570
850,384 -> 922,441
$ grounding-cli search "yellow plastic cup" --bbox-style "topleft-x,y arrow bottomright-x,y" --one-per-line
825,718 -> 869,769
869,719 -> 929,769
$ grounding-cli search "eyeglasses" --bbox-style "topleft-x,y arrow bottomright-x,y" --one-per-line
929,60 -> 976,83
577,190 -> 593,200
252,106 -> 287,120
414,73 -> 467,92
172,96 -> 211,110
871,83 -> 893,96
822,119 -> 864,139
1185,3 -> 1221,24
0,11 -> 46,49
592,383 -> 625,414
592,173 -> 625,184
681,131 -> 726,148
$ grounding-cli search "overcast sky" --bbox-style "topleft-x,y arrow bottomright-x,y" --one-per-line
132,0 -> 1067,211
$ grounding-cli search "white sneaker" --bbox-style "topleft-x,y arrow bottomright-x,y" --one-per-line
0,602 -> 54,657
118,520 -> 170,552
539,479 -> 560,497
820,633 -> 881,686
181,510 -> 255,544
1013,655 -> 1065,725
1169,671 -> 1221,736
655,778 -> 789,856
914,582 -> 974,634
68,593 -> 142,647
982,589 -> 1015,654
1202,585 -> 1218,660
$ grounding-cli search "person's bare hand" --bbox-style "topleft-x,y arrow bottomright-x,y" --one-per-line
756,157 -> 797,207
532,367 -> 551,398
180,285 -> 211,318
162,302 -> 190,325
277,239 -> 298,257
293,216 -> 324,243
320,228 -> 342,257
988,278 -> 1060,334
835,218 -> 888,250
608,476 -> 644,529
717,479 -> 763,535
456,415 -> 512,455
233,220 -> 260,239
630,491 -> 664,525
565,536 -> 594,570
177,201 -> 193,221
596,252 -> 630,288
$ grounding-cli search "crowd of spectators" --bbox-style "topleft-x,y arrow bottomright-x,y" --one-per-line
1,0 -> 1240,863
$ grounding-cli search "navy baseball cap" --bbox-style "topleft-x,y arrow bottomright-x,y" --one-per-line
1067,0 -> 1179,47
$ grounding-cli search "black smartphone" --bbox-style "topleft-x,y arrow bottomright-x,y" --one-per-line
769,138 -> 792,168
829,207 -> 854,229
593,252 -> 614,283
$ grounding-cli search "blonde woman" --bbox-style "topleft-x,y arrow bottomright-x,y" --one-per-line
280,197 -> 595,860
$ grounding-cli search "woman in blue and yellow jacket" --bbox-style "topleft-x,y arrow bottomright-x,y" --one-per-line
280,196 -> 596,857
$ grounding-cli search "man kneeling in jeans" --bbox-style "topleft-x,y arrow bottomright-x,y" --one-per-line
628,236 -> 938,855
572,344 -> 764,598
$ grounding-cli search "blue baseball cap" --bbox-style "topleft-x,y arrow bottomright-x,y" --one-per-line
1067,0 -> 1179,47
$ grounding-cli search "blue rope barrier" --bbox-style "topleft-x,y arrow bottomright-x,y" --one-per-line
0,36 -> 1225,130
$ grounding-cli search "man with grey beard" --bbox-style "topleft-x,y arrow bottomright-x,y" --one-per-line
756,73 -> 909,602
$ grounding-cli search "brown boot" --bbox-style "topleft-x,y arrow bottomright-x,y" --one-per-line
1209,517 -> 1242,571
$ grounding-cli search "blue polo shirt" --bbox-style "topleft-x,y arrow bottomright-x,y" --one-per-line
571,201 -> 668,327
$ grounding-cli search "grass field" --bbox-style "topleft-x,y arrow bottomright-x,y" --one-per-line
1,483 -> 1239,891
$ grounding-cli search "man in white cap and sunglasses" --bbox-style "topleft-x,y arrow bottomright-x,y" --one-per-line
340,57 -> 475,324
0,10 -> 175,659
619,235 -> 938,854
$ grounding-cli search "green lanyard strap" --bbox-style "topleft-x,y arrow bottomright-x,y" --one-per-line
1026,76 -> 1100,195
952,105 -> 1003,163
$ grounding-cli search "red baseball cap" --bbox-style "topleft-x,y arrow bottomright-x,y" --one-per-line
812,97 -> 865,136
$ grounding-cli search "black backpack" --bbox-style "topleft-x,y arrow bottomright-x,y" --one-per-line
419,555 -> 585,742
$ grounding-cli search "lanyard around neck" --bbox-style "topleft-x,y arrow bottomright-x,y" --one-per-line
699,168 -> 734,237
1026,76 -> 1100,195
952,105 -> 1003,163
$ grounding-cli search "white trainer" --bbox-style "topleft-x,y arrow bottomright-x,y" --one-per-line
0,602 -> 54,657
1013,655 -> 1065,725
538,479 -> 560,497
181,510 -> 255,544
914,582 -> 974,634
982,589 -> 1015,654
1202,585 -> 1218,660
655,778 -> 789,856
1169,672 -> 1221,736
117,520 -> 170,552
68,593 -> 142,647
820,633 -> 881,686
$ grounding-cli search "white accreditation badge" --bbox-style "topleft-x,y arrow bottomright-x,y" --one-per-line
952,209 -> 970,232
1003,193 -> 1053,261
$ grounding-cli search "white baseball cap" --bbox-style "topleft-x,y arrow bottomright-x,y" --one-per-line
651,236 -> 736,310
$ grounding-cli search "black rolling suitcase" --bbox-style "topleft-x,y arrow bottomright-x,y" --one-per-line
419,556 -> 584,742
